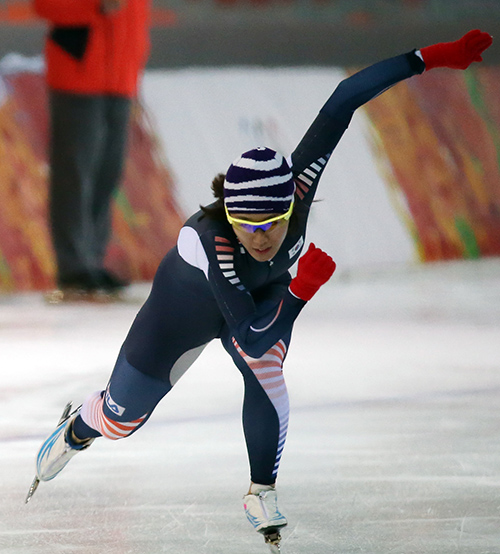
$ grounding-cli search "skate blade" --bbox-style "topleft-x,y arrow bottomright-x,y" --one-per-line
25,476 -> 40,504
24,401 -> 73,504
263,529 -> 282,553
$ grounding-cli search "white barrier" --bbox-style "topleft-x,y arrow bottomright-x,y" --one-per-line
141,67 -> 416,272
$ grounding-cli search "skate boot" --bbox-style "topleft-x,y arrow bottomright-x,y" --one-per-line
36,404 -> 94,481
26,402 -> 94,503
244,484 -> 287,552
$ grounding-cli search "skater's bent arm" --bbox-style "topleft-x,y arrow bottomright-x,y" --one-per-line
208,264 -> 306,358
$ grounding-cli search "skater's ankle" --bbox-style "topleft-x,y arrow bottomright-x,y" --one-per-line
248,482 -> 276,495
66,422 -> 92,448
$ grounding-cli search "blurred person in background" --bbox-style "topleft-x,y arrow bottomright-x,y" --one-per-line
28,29 -> 492,553
33,0 -> 151,301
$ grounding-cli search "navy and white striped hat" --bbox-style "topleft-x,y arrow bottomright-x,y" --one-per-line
224,147 -> 295,214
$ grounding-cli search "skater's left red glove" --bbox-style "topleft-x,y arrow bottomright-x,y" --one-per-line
420,29 -> 493,71
289,243 -> 336,302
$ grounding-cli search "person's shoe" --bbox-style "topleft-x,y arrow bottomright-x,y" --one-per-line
45,270 -> 127,303
58,272 -> 102,291
243,484 -> 288,533
96,270 -> 129,292
45,272 -> 102,303
36,405 -> 94,482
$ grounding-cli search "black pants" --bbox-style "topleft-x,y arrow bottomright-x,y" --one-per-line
49,90 -> 132,284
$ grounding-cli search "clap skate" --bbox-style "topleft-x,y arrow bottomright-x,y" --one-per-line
25,402 -> 94,503
244,484 -> 287,553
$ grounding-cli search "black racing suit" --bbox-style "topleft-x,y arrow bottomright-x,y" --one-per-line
76,52 -> 425,485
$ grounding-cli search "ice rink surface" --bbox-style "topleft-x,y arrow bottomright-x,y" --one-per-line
1,259 -> 500,554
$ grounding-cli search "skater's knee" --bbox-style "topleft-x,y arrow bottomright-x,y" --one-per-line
80,390 -> 148,440
100,416 -> 147,440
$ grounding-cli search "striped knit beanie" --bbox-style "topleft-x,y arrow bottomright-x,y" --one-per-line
224,147 -> 295,214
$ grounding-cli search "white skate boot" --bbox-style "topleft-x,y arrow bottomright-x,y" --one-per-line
244,484 -> 287,552
25,402 -> 94,503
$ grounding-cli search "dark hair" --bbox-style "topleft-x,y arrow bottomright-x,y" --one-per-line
200,173 -> 301,233
199,173 -> 226,222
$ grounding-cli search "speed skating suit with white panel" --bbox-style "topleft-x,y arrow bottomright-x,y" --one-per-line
73,51 -> 425,485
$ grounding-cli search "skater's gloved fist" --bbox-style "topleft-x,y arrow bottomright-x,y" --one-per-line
289,243 -> 336,301
420,29 -> 493,71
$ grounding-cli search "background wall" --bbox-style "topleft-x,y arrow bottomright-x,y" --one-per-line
0,58 -> 184,292
1,0 -> 500,67
141,64 -> 500,273
141,67 -> 418,272
0,1 -> 499,291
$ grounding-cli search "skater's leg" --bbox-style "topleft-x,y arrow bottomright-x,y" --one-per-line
222,333 -> 290,485
34,343 -> 196,487
72,327 -> 209,441
35,336 -> 207,491
73,347 -> 173,441
221,330 -> 290,534
33,253 -> 217,497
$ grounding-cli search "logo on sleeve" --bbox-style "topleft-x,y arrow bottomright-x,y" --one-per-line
288,236 -> 304,259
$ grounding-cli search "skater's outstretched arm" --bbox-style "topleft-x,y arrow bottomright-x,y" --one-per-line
290,30 -> 493,206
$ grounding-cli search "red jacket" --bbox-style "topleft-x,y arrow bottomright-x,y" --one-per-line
33,0 -> 151,97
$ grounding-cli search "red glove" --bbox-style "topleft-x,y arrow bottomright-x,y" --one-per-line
289,243 -> 336,301
420,29 -> 493,71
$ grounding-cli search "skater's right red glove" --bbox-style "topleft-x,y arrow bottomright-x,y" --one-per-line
420,29 -> 493,71
289,243 -> 336,302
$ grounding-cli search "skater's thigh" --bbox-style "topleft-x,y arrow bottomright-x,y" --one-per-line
122,256 -> 223,383
219,324 -> 292,375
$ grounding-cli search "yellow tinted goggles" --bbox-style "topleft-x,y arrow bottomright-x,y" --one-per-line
225,201 -> 294,233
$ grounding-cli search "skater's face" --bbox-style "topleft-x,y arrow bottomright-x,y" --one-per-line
230,212 -> 290,262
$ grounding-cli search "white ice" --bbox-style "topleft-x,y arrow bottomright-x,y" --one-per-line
1,259 -> 500,553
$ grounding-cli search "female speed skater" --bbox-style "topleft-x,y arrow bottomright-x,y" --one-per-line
29,29 -> 492,552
